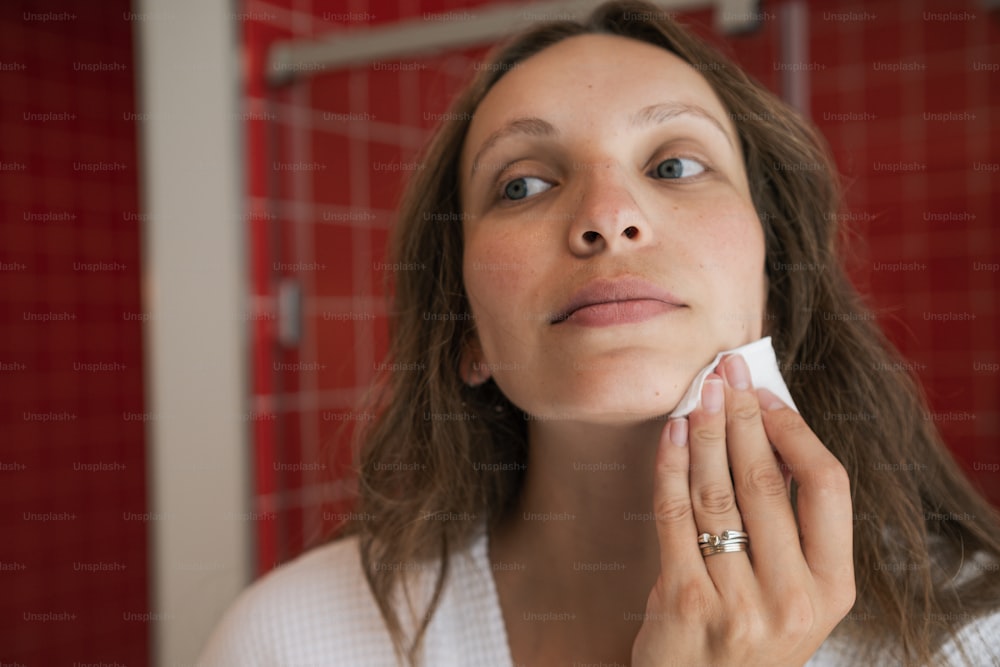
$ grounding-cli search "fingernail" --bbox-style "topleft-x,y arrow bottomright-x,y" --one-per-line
757,387 -> 785,411
668,418 -> 688,447
724,354 -> 751,391
702,376 -> 724,413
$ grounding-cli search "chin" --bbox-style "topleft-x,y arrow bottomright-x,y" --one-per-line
499,363 -> 697,425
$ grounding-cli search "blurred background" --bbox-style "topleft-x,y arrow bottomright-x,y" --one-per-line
1,0 -> 998,664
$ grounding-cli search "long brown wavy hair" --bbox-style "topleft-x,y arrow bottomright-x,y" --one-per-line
336,2 -> 1000,665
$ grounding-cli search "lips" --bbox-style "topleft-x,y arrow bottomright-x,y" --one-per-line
550,277 -> 685,326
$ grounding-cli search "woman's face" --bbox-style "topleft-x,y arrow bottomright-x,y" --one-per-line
459,34 -> 767,423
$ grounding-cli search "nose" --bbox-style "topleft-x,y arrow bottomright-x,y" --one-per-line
566,163 -> 651,256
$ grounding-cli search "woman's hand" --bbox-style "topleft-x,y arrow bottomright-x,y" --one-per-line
631,353 -> 855,667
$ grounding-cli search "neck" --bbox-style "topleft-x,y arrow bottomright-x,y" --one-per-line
491,417 -> 665,603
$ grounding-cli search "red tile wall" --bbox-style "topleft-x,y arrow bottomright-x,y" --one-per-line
803,0 -> 999,504
241,0 -> 1000,575
241,0 -> 502,573
0,1 -> 148,663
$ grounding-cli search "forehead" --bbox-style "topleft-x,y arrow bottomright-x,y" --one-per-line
461,33 -> 735,172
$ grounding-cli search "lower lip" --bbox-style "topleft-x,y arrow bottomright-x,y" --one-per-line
558,300 -> 681,327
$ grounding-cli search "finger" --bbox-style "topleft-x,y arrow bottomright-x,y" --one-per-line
717,354 -> 807,583
652,417 -> 707,582
687,374 -> 753,583
757,388 -> 854,592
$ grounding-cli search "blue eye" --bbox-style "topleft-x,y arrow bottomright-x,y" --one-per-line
655,157 -> 705,179
502,176 -> 552,201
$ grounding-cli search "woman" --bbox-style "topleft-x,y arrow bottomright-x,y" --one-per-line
199,2 -> 1000,665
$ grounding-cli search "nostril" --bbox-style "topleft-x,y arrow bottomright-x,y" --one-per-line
623,226 -> 638,239
582,231 -> 600,243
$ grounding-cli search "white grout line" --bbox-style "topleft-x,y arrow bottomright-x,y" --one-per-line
272,386 -> 371,409
900,0 -> 929,324
964,1 -> 993,374
246,0 -> 324,36
288,19 -> 324,551
303,295 -> 385,312
248,195 -> 394,230
251,387 -> 372,414
250,95 -> 429,147
349,67 -> 376,398
256,477 -> 358,516
778,1 -> 809,115
839,10 -> 867,220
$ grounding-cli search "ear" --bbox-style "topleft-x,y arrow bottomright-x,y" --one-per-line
459,335 -> 492,387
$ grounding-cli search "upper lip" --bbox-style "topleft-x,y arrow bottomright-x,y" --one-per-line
550,277 -> 685,324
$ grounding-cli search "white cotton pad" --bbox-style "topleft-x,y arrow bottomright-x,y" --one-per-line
668,336 -> 798,418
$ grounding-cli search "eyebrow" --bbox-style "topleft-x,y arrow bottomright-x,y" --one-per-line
628,102 -> 734,149
468,101 -> 734,181
470,117 -> 557,177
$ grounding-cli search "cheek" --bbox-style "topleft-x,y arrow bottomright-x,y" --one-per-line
464,232 -> 525,307
704,196 -> 764,264
690,198 -> 767,312
716,223 -> 765,276
462,229 -> 541,354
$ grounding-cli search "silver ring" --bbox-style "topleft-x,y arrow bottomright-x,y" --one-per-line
697,530 -> 748,546
701,542 -> 749,557
698,529 -> 750,557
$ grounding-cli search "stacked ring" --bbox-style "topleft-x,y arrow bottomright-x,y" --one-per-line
698,530 -> 749,557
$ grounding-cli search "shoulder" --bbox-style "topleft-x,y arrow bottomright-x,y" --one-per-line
915,536 -> 1000,664
931,541 -> 1000,664
808,608 -> 1000,667
808,544 -> 1000,667
196,524 -> 510,667
934,608 -> 1000,665
196,534 -> 398,667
